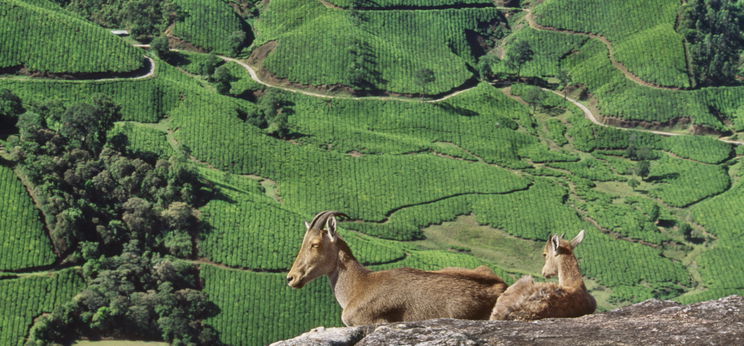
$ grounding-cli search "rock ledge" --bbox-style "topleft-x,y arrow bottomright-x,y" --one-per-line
272,295 -> 744,345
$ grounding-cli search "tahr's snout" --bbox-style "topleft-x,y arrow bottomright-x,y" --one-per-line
287,272 -> 304,288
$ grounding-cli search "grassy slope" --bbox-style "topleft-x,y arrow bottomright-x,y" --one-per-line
0,0 -> 143,74
0,163 -> 56,271
3,1 -> 744,344
534,0 -> 689,88
560,38 -> 744,129
0,56 -> 198,123
171,0 -> 249,55
253,0 -> 500,94
0,268 -> 84,346
327,0 -> 493,7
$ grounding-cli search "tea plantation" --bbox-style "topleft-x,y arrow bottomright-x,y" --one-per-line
1,0 -> 743,344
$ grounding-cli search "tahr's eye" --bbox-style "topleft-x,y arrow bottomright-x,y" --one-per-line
311,243 -> 320,249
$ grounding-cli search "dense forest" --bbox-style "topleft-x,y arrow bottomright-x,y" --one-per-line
4,91 -> 219,344
679,0 -> 744,86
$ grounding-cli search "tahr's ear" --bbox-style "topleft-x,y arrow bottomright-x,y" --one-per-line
571,230 -> 586,248
551,235 -> 560,254
325,216 -> 338,242
304,221 -> 311,230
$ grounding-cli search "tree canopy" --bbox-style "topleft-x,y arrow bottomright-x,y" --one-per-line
680,0 -> 744,86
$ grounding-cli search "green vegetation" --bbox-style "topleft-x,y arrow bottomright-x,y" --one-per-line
547,159 -> 620,182
414,215 -> 545,276
680,0 -> 744,86
171,88 -> 531,222
661,136 -> 733,164
691,179 -> 744,294
0,163 -> 56,270
64,0 -> 182,40
201,265 -> 341,346
0,57 -> 195,123
109,122 -> 175,158
561,38 -> 744,130
326,0 -> 494,8
198,171 -> 408,270
534,0 -> 690,87
0,0 -> 144,74
3,0 -> 744,344
172,0 -> 250,55
647,155 -> 729,208
0,268 -> 83,346
496,28 -> 588,78
255,0 -> 504,94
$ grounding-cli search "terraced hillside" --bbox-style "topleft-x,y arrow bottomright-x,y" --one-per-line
1,0 -> 744,344
0,0 -> 144,74
252,0 -> 505,94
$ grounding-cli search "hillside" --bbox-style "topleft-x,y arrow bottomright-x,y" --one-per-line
0,0 -> 144,75
1,0 -> 744,344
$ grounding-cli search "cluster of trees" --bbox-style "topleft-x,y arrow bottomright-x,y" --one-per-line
11,95 -> 204,256
0,89 -> 23,134
230,0 -> 262,19
505,41 -> 534,75
244,89 -> 293,139
478,40 -> 534,81
679,0 -> 744,86
474,21 -> 510,53
56,0 -> 184,40
6,94 -> 219,344
29,252 -> 220,345
175,52 -> 238,95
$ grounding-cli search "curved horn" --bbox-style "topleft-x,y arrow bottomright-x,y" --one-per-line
307,211 -> 349,230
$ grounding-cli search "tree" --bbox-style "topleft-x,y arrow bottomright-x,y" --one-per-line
16,111 -> 47,144
505,40 -> 534,75
0,89 -> 23,119
477,54 -> 499,81
122,197 -> 157,242
161,202 -> 195,230
680,0 -> 744,86
151,36 -> 170,58
347,40 -> 379,91
266,111 -> 289,139
63,1 -> 183,41
627,178 -> 640,189
635,160 -> 650,178
228,30 -> 247,56
59,96 -> 120,153
521,87 -> 546,111
257,89 -> 293,138
199,53 -> 220,79
212,65 -> 235,95
14,97 -> 216,343
558,70 -> 571,99
414,68 -> 436,95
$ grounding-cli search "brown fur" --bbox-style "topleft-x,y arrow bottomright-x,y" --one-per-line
490,231 -> 596,320
287,212 -> 507,326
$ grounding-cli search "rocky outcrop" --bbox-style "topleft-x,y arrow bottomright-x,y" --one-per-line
272,295 -> 744,345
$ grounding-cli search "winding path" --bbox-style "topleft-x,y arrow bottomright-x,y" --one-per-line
2,41 -> 740,147
545,88 -> 744,145
0,56 -> 156,82
227,52 -> 744,145
221,55 -> 475,103
317,0 -> 513,11
524,9 -> 686,91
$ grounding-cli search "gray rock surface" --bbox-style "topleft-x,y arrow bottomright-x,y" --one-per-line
272,295 -> 744,345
